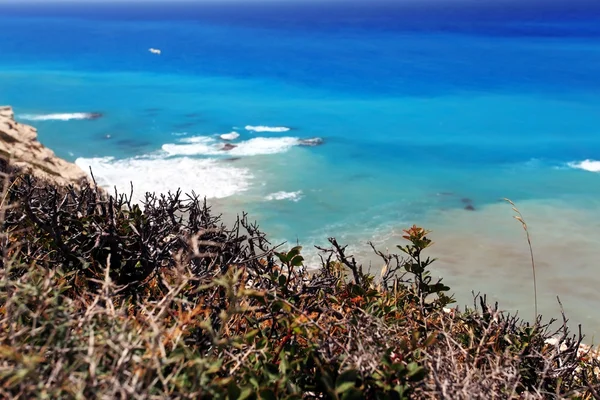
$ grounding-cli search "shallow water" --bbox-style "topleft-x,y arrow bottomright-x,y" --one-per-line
329,199 -> 600,339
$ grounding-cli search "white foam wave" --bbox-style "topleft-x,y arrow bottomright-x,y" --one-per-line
568,160 -> 600,172
19,112 -> 100,121
162,140 -> 215,156
178,136 -> 214,144
220,132 -> 240,141
75,155 -> 251,203
265,191 -> 303,202
149,48 -> 161,55
162,136 -> 300,157
229,137 -> 299,156
245,125 -> 290,133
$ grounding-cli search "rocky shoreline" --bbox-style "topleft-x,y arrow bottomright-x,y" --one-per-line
0,106 -> 89,187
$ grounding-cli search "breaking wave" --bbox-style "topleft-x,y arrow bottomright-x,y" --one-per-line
162,136 -> 300,157
245,125 -> 291,133
265,191 -> 303,202
75,155 -> 252,203
220,132 -> 240,141
568,159 -> 600,172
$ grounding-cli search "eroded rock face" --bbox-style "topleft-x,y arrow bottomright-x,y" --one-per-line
0,106 -> 89,187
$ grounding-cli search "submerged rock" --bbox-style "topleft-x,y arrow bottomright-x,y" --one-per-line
184,112 -> 201,118
88,112 -> 103,120
464,204 -> 476,211
298,137 -> 324,147
173,122 -> 197,130
116,138 -> 152,150
221,143 -> 237,151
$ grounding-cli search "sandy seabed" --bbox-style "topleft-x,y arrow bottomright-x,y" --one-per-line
389,199 -> 600,340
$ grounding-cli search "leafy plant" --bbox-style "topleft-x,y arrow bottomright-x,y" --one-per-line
397,225 -> 454,312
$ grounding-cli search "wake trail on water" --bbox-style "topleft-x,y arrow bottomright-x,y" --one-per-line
19,112 -> 102,121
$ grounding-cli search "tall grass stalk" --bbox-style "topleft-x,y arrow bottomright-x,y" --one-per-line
504,198 -> 538,320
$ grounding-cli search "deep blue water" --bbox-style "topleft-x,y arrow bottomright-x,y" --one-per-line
2,0 -> 600,327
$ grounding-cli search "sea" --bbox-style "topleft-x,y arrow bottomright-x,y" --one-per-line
1,0 -> 600,337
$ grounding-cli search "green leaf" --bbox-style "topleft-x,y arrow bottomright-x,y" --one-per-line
279,275 -> 287,286
245,329 -> 260,342
238,388 -> 254,400
424,333 -> 437,348
288,246 -> 302,258
291,255 -> 304,267
228,381 -> 241,399
336,369 -> 358,394
406,363 -> 427,382
394,384 -> 408,398
259,389 -> 277,400
275,252 -> 288,263
279,354 -> 289,374
336,382 -> 357,394
319,370 -> 335,393
264,363 -> 279,380
341,388 -> 364,400
206,359 -> 223,374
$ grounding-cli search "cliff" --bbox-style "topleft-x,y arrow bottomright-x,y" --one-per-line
0,106 -> 89,187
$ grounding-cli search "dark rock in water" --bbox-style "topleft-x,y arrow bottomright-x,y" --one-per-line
298,137 -> 324,147
461,198 -> 472,204
221,143 -> 237,151
116,138 -> 152,150
464,204 -> 475,211
88,112 -> 103,120
143,108 -> 161,116
224,157 -> 241,162
173,122 -> 197,129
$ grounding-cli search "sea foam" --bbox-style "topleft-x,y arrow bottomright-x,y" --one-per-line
220,132 -> 240,141
245,125 -> 291,133
162,136 -> 300,157
265,191 -> 303,202
568,160 -> 600,172
19,113 -> 101,121
75,155 -> 252,202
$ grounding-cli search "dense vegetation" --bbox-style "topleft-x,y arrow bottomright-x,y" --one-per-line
0,164 -> 599,399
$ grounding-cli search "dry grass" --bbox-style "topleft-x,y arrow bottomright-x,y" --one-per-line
0,166 -> 599,399
504,198 -> 538,320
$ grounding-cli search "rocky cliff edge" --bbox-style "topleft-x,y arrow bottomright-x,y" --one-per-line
0,106 -> 89,187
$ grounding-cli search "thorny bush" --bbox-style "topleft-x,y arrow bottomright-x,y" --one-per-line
0,168 -> 598,399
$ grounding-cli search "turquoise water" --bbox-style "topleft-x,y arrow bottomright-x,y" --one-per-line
2,0 -> 600,333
